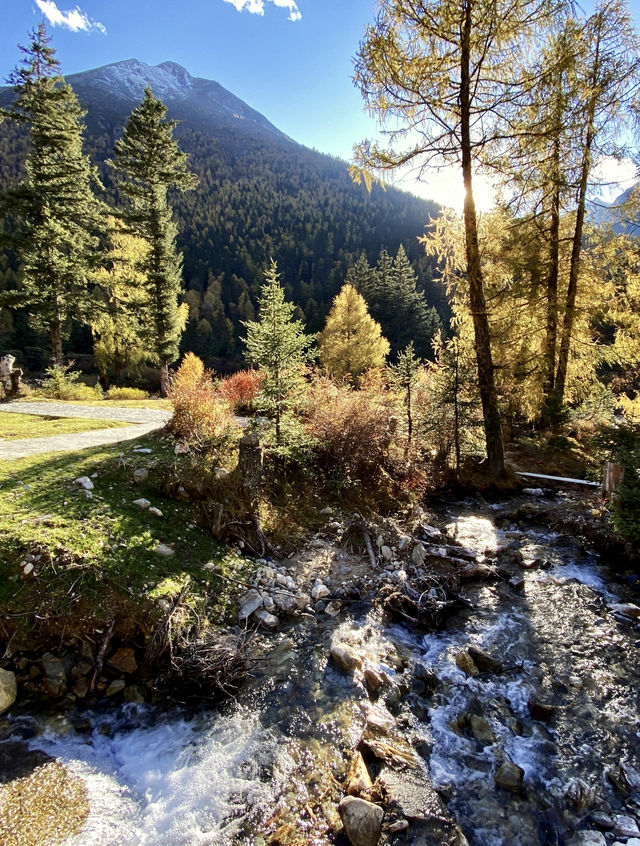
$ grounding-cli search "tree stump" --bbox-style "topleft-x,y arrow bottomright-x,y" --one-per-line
234,431 -> 263,511
0,355 -> 18,396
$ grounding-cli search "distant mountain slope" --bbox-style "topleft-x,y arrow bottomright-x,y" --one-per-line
0,59 -> 444,367
587,185 -> 639,235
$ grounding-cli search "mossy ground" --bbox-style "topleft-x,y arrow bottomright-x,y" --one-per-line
0,412 -> 129,440
0,430 -> 251,649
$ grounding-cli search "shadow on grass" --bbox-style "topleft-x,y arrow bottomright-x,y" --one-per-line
0,431 -> 244,632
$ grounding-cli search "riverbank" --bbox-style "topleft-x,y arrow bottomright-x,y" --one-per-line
3,484 -> 640,845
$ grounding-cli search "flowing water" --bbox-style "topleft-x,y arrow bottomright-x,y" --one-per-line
5,496 -> 640,845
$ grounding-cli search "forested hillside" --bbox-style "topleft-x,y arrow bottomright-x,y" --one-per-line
0,59 -> 444,370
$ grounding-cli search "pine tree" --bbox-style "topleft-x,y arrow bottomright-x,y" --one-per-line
389,245 -> 442,359
244,259 -> 315,444
318,283 -> 389,381
389,342 -> 422,444
0,24 -> 102,364
111,86 -> 198,388
348,247 -> 441,360
347,251 -> 378,302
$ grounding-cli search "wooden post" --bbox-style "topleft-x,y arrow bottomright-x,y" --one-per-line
602,462 -> 625,501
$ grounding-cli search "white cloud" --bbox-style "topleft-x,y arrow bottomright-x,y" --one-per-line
221,0 -> 301,21
34,1 -> 107,34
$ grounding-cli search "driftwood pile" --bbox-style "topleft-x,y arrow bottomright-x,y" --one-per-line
376,577 -> 472,631
165,631 -> 247,702
144,577 -> 247,703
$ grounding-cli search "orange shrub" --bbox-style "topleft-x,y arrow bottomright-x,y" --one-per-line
304,375 -> 398,485
216,368 -> 264,414
168,353 -> 234,449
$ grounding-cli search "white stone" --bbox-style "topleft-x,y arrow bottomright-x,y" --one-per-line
380,545 -> 393,561
614,816 -> 640,838
133,447 -> 152,453
133,467 -> 149,483
238,589 -> 263,621
148,507 -> 163,518
74,476 -> 94,490
311,583 -> 330,601
253,608 -> 279,631
154,543 -> 174,556
174,442 -> 189,454
397,535 -> 411,551
566,833 -> 606,846
523,488 -> 545,496
133,498 -> 151,510
0,669 -> 17,713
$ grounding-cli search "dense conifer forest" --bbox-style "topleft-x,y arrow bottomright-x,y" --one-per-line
0,62 -> 445,371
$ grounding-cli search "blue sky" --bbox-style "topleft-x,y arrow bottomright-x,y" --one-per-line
0,0 -> 379,163
2,0 -> 640,209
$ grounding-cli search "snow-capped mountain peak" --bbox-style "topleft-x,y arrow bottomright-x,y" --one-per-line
85,58 -> 194,102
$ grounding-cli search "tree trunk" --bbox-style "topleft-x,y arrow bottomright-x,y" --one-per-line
50,320 -> 63,366
541,144 -> 561,409
160,361 -> 170,396
460,0 -> 505,479
551,30 -> 600,421
552,130 -> 593,416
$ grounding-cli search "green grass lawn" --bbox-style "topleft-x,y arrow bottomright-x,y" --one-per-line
0,431 -> 249,647
0,412 -> 130,440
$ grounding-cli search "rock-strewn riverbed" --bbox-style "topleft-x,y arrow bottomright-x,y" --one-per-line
1,490 -> 639,845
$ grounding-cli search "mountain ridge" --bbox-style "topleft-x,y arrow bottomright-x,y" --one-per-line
0,57 -> 445,368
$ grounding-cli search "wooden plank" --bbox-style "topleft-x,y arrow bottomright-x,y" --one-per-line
516,471 -> 600,488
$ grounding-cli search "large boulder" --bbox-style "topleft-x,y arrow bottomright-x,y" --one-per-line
0,669 -> 17,713
338,796 -> 384,846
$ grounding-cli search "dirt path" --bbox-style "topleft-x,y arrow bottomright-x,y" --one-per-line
0,402 -> 172,461
0,401 -> 171,424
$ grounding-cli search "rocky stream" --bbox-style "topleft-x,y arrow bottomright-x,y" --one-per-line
1,491 -> 640,846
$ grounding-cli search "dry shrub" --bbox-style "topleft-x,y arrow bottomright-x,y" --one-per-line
168,353 -> 235,450
105,386 -> 148,400
304,374 -> 398,488
216,368 -> 264,414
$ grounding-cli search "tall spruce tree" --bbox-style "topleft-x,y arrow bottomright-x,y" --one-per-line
349,246 -> 441,359
0,24 -> 102,364
244,259 -> 315,445
111,86 -> 198,388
